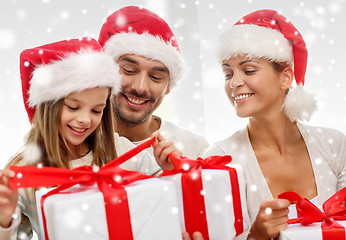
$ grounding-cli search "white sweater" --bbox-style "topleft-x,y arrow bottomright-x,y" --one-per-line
203,122 -> 346,228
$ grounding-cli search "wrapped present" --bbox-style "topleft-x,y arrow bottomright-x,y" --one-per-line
160,154 -> 250,240
278,188 -> 346,240
10,138 -> 182,240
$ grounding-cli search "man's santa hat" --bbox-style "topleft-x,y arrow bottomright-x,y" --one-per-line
217,9 -> 317,122
20,37 -> 121,123
98,6 -> 184,88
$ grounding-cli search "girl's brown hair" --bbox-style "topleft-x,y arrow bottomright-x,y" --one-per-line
7,89 -> 117,168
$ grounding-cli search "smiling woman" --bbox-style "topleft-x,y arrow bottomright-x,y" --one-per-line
203,9 -> 346,240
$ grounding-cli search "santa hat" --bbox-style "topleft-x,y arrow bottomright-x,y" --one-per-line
98,6 -> 184,88
217,9 -> 317,122
20,37 -> 121,123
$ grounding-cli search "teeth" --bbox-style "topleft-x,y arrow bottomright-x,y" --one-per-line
70,126 -> 86,133
127,96 -> 145,105
234,93 -> 253,101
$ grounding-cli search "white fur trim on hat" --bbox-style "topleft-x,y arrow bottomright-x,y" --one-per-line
282,84 -> 318,122
28,51 -> 121,107
103,32 -> 185,88
217,24 -> 294,63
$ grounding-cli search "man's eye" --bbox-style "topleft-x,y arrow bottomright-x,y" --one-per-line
123,67 -> 136,74
150,75 -> 162,80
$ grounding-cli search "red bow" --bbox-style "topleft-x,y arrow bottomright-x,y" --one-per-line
279,187 -> 346,239
161,153 -> 244,239
9,137 -> 156,240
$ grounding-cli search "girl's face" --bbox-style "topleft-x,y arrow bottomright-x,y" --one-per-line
59,87 -> 109,150
222,56 -> 288,119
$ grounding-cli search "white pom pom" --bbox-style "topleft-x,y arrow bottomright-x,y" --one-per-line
282,84 -> 318,122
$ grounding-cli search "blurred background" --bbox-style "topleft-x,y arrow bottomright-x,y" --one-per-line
1,0 -> 345,168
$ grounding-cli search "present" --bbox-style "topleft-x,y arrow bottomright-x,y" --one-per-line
10,138 -> 182,240
160,154 -> 250,240
278,188 -> 346,240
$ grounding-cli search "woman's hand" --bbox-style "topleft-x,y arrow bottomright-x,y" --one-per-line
151,130 -> 182,170
249,199 -> 290,240
182,231 -> 204,240
0,169 -> 18,228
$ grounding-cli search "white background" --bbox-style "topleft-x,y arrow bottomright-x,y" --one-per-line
1,0 -> 346,168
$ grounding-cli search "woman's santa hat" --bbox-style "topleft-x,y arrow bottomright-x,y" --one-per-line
217,9 -> 317,122
20,37 -> 121,123
98,6 -> 185,88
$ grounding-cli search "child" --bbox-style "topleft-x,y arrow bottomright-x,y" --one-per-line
0,38 -> 176,239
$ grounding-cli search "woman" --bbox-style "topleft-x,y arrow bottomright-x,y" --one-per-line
203,9 -> 346,239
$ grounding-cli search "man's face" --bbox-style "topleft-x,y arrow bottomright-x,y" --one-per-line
113,54 -> 171,125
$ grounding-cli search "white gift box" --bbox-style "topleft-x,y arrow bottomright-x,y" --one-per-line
279,221 -> 346,240
36,178 -> 182,240
162,163 -> 250,240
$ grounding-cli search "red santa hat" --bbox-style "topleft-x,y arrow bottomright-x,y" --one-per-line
20,37 -> 121,123
98,6 -> 184,88
217,9 -> 317,122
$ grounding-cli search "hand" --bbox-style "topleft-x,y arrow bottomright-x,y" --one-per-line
182,231 -> 204,240
151,130 -> 182,170
0,169 -> 18,228
250,199 -> 290,240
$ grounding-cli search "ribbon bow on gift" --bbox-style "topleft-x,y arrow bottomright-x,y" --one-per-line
278,187 -> 346,240
161,154 -> 244,239
9,137 -> 156,240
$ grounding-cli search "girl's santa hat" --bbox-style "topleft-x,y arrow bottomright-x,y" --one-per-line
98,6 -> 184,88
20,37 -> 121,123
217,9 -> 317,122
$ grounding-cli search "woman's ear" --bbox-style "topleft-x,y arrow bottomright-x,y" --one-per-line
281,66 -> 294,90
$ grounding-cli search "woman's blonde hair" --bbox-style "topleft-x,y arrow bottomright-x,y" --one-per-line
7,90 -> 117,168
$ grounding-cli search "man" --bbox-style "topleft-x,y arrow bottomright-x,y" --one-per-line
98,6 -> 209,171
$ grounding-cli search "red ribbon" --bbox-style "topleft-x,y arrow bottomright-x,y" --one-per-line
278,187 -> 346,240
9,137 -> 156,240
160,154 -> 244,239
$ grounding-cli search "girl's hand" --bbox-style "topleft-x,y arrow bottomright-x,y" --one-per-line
151,131 -> 182,170
249,199 -> 290,240
182,231 -> 204,240
0,169 -> 18,228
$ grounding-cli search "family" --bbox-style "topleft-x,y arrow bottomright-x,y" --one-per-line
0,5 -> 345,240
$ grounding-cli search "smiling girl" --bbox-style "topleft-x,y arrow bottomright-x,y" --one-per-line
0,37 -> 176,239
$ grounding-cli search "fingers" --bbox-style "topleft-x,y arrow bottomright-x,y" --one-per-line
0,170 -> 15,187
182,232 -> 204,240
182,232 -> 191,240
251,199 -> 290,239
192,232 -> 204,240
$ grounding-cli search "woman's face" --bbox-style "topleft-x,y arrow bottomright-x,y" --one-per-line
222,56 -> 288,118
59,87 -> 109,150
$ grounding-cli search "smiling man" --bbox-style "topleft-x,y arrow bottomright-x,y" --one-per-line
98,6 -> 209,171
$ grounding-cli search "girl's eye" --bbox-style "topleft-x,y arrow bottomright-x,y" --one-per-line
66,105 -> 78,110
224,72 -> 233,80
92,109 -> 102,114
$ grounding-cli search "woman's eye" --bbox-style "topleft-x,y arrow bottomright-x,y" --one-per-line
224,73 -> 233,79
244,70 -> 256,75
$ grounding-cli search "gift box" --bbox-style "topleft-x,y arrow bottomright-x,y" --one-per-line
278,188 -> 346,240
35,178 -> 182,240
10,137 -> 182,240
279,221 -> 346,240
161,154 -> 250,240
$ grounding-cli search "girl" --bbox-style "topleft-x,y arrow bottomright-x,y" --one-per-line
203,9 -> 346,239
0,38 -> 177,239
